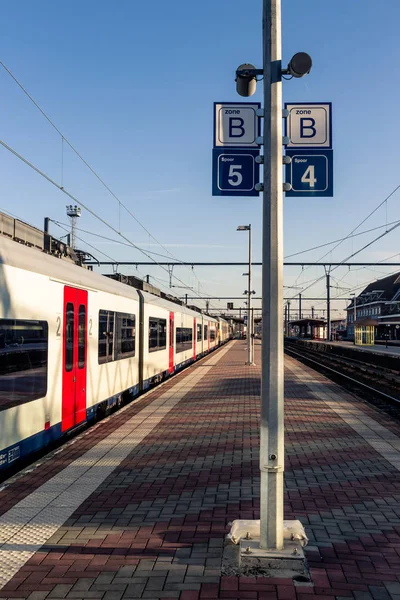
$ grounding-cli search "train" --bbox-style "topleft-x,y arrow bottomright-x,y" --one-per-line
0,233 -> 232,473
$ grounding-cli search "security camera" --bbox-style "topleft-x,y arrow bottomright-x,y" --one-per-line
287,52 -> 312,78
236,63 -> 257,97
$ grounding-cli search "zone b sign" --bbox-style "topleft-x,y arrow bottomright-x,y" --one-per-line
214,102 -> 260,148
285,103 -> 332,149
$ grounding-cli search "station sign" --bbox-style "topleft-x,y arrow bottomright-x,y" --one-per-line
214,102 -> 260,148
212,148 -> 260,197
285,102 -> 332,149
285,149 -> 333,197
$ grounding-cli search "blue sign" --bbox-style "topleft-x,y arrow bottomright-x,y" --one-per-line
212,148 -> 259,197
285,149 -> 333,197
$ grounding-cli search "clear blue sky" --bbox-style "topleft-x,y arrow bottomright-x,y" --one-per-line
1,0 -> 399,318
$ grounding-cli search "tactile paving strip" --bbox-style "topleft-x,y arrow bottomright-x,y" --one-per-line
0,344 -> 232,590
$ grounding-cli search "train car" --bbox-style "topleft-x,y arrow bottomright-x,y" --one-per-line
196,314 -> 218,356
0,234 -> 231,472
217,316 -> 232,344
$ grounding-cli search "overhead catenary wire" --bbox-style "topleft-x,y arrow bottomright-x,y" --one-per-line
50,220 -> 190,262
284,219 -> 400,259
0,137 -> 214,307
287,205 -> 400,303
49,220 -> 196,300
287,180 -> 400,301
0,60 -> 222,309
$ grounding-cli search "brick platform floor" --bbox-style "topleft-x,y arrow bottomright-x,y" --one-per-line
1,340 -> 400,600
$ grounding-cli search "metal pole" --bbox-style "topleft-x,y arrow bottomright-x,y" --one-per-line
326,272 -> 331,341
353,295 -> 357,344
299,293 -> 302,320
260,0 -> 284,550
284,303 -> 287,336
287,301 -> 290,336
248,224 -> 254,364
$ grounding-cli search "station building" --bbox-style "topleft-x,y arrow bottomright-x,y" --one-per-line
346,271 -> 400,343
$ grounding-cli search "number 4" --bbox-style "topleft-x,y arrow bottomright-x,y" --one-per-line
301,165 -> 317,188
228,164 -> 243,187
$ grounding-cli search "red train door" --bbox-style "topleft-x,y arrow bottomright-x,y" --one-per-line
168,311 -> 174,374
193,318 -> 197,360
62,286 -> 88,432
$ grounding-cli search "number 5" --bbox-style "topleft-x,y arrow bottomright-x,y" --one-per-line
228,164 -> 243,187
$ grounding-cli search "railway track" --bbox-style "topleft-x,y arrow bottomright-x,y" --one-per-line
284,341 -> 400,417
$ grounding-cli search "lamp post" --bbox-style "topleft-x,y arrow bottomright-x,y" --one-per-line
235,0 -> 311,554
237,224 -> 255,365
350,293 -> 357,344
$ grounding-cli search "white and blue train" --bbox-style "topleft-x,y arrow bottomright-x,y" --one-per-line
0,233 -> 231,472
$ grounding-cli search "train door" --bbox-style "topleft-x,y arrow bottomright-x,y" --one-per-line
62,286 -> 88,432
168,311 -> 174,374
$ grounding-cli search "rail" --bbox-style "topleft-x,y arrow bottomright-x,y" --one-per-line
284,343 -> 400,407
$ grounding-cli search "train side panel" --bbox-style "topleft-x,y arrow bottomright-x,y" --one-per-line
0,263 -> 64,465
85,289 -> 140,416
141,300 -> 170,389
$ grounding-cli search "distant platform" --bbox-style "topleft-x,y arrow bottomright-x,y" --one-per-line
297,338 -> 400,358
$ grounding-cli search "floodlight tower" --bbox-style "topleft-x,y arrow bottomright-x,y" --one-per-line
66,205 -> 81,249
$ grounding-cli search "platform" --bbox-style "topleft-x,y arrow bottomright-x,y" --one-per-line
1,340 -> 400,599
297,338 -> 400,358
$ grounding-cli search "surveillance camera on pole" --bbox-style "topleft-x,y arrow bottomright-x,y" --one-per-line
286,52 -> 312,78
235,63 -> 262,97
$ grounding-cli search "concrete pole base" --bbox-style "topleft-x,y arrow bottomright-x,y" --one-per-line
239,537 -> 307,576
222,519 -> 310,579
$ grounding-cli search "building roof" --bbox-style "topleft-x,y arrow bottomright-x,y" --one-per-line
289,318 -> 325,326
347,271 -> 400,309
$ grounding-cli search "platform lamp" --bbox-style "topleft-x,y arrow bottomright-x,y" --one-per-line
237,224 -> 255,365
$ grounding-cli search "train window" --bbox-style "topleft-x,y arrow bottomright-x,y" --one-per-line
0,319 -> 48,411
149,317 -> 167,352
210,328 -> 216,341
204,325 -> 208,341
175,327 -> 193,353
197,323 -> 202,341
78,305 -> 86,369
65,303 -> 74,372
98,310 -> 114,364
116,313 -> 135,359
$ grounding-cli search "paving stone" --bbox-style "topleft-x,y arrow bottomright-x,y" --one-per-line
369,587 -> 391,600
2,344 -> 400,600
